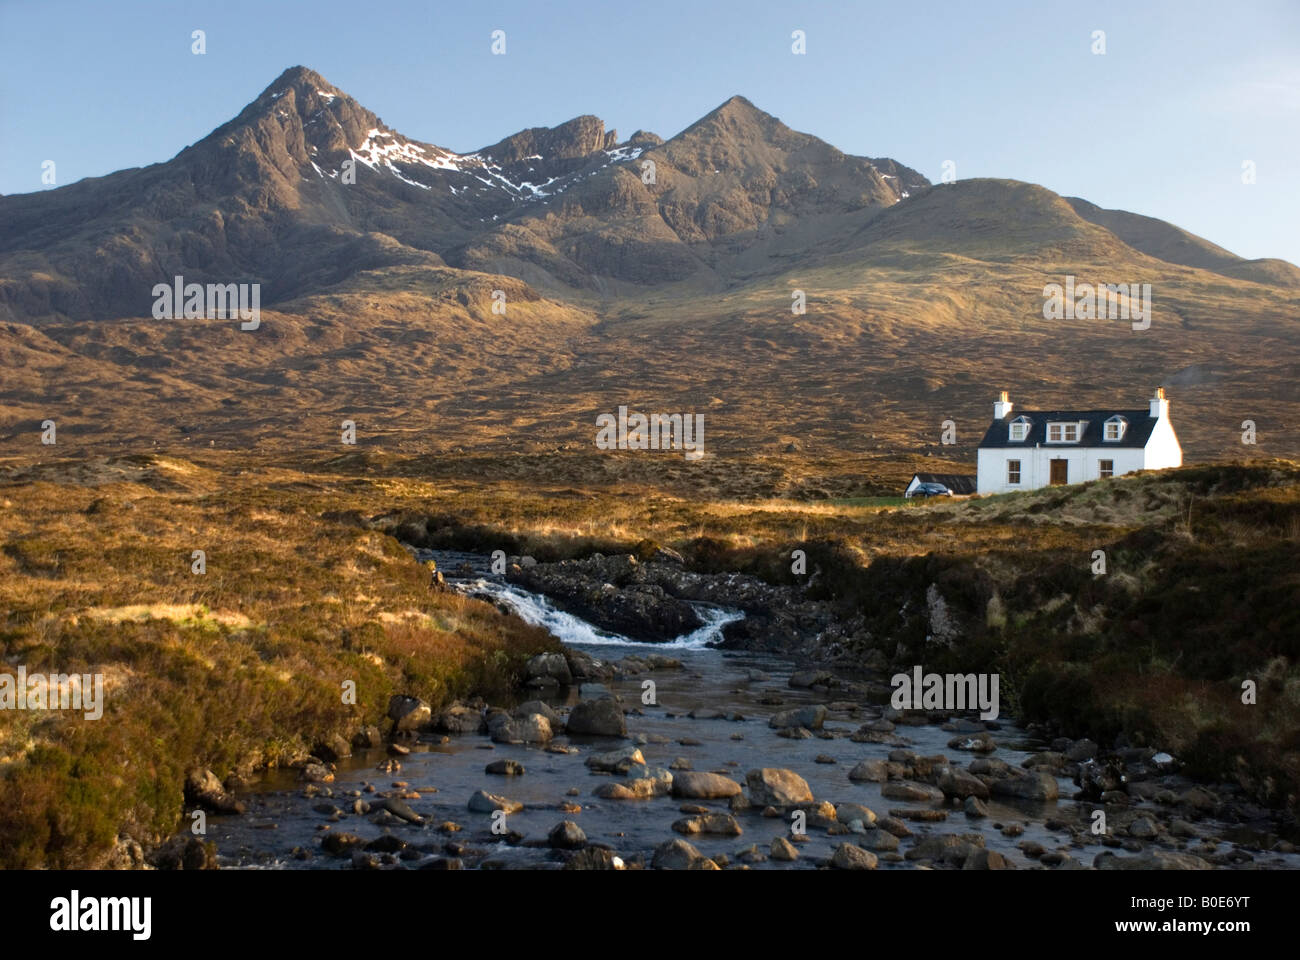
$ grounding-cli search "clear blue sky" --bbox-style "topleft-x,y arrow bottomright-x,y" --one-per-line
3,0 -> 1298,264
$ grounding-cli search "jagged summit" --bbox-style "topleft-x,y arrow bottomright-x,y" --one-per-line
479,115 -> 618,165
1,65 -> 1291,330
262,65 -> 338,96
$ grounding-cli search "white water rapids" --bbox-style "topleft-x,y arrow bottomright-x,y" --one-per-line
419,548 -> 743,649
455,575 -> 744,650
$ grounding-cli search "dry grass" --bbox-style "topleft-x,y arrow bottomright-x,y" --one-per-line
1,450 -> 1298,866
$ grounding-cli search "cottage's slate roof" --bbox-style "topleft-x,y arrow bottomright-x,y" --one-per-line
977,409 -> 1157,449
910,473 -> 977,494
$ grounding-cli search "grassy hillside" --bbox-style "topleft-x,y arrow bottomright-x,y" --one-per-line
2,451 -> 1296,867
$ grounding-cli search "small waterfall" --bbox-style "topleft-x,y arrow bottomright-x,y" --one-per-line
424,550 -> 742,649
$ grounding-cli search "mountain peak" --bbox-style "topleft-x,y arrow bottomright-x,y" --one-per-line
477,115 -> 618,167
678,94 -> 787,144
716,94 -> 759,113
259,65 -> 340,101
704,94 -> 770,123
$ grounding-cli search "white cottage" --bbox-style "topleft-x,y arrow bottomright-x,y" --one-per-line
976,389 -> 1182,494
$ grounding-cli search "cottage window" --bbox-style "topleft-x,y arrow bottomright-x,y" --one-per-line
1008,417 -> 1030,442
1099,459 -> 1114,479
1048,422 -> 1079,443
1007,459 -> 1021,484
1104,416 -> 1127,441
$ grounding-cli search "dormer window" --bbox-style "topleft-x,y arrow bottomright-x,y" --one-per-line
1008,416 -> 1031,442
1047,422 -> 1080,443
1104,415 -> 1127,441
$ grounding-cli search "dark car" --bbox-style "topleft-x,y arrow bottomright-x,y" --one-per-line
910,482 -> 953,498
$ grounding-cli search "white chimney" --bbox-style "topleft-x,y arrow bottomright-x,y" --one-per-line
993,391 -> 1012,419
1149,387 -> 1168,419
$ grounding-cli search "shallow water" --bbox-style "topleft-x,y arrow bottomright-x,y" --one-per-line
209,551 -> 1299,870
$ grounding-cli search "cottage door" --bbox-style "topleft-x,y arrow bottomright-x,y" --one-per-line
1049,459 -> 1068,485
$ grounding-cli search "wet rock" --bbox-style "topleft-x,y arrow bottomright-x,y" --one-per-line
990,771 -> 1059,801
878,816 -> 912,838
626,766 -> 674,795
489,712 -> 553,744
1023,751 -> 1067,771
673,813 -> 742,836
800,800 -> 838,828
485,759 -> 526,776
525,652 -> 573,687
184,768 -> 246,814
298,761 -> 335,783
939,767 -> 991,800
431,703 -> 486,735
771,836 -> 799,861
313,734 -> 352,762
881,781 -> 945,803
947,733 -> 997,753
652,838 -> 708,870
1076,759 -> 1125,799
830,843 -> 878,870
848,759 -> 888,782
858,828 -> 900,852
567,698 -> 627,738
468,790 -> 524,814
1128,816 -> 1159,839
548,821 -> 587,849
510,557 -> 705,642
512,700 -> 563,726
769,705 -> 827,730
746,768 -> 814,807
689,707 -> 728,720
320,832 -> 365,856
564,847 -> 625,870
907,834 -> 983,864
364,834 -> 406,853
565,648 -> 615,682
789,670 -> 833,689
963,849 -> 1011,870
964,796 -> 991,819
969,757 -> 1011,777
147,836 -> 216,870
1019,840 -> 1046,858
836,802 -> 877,826
388,695 -> 432,734
585,746 -> 645,774
671,771 -> 743,799
776,726 -> 813,740
351,725 -> 383,749
376,797 -> 424,824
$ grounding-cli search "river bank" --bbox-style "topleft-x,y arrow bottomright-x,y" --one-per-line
205,550 -> 1300,870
